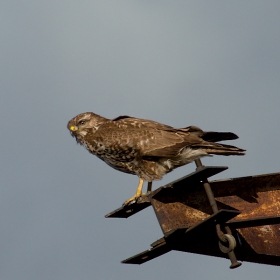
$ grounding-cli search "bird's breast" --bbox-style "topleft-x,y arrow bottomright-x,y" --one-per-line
81,138 -> 139,162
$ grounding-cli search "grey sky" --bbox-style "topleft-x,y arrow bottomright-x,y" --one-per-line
1,1 -> 280,279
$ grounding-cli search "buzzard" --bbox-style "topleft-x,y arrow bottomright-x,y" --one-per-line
67,112 -> 245,205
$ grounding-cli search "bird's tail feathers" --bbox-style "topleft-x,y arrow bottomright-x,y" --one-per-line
200,131 -> 239,142
192,142 -> 245,156
182,126 -> 239,142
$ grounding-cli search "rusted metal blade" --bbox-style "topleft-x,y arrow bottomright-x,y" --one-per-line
106,166 -> 227,218
165,209 -> 240,238
227,216 -> 280,228
105,197 -> 150,218
107,165 -> 280,267
122,238 -> 171,264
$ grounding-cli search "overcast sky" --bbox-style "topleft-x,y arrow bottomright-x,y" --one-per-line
1,1 -> 280,279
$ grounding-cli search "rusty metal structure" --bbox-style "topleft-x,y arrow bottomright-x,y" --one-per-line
106,160 -> 280,268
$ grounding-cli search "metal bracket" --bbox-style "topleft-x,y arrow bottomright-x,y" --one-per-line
106,162 -> 280,268
194,159 -> 241,268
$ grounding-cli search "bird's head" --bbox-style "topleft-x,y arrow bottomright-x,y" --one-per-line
67,112 -> 106,143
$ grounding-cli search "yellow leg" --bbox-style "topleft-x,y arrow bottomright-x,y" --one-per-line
123,178 -> 144,206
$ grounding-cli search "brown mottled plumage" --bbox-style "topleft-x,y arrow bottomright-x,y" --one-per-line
67,112 -> 245,205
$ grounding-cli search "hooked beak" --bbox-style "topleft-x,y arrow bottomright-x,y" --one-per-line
69,125 -> 79,138
69,125 -> 78,132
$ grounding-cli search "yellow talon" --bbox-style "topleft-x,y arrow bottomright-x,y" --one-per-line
123,178 -> 144,206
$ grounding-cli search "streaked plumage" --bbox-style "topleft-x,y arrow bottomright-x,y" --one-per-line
67,112 -> 245,205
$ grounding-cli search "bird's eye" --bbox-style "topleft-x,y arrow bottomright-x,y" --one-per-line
78,120 -> 86,126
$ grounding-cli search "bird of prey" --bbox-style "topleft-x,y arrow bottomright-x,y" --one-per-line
67,112 -> 245,205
